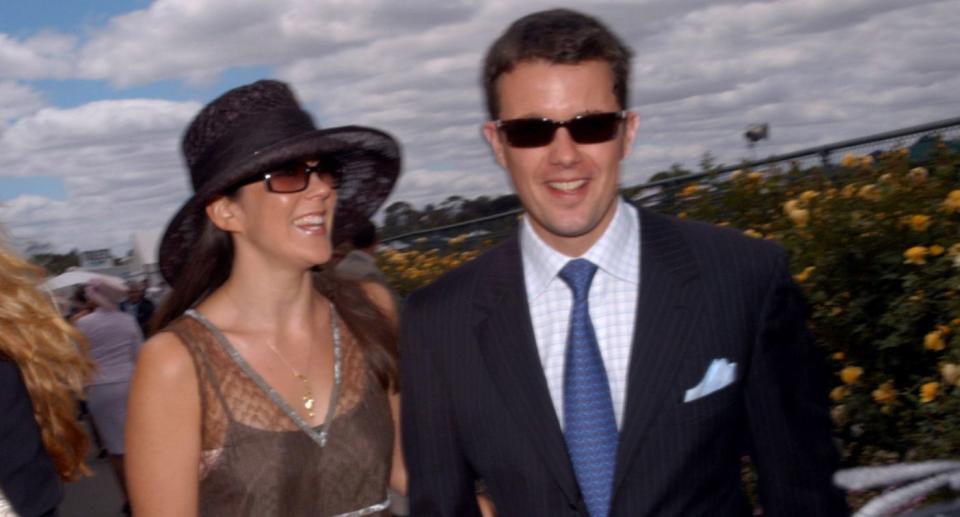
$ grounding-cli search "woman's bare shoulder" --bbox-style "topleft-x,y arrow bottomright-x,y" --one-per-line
136,329 -> 196,384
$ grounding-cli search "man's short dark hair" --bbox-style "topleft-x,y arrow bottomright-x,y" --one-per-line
482,8 -> 633,120
351,219 -> 378,249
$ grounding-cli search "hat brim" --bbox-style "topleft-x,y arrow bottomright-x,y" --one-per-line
158,125 -> 400,286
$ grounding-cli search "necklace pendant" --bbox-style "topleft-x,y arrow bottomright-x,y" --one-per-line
303,395 -> 315,418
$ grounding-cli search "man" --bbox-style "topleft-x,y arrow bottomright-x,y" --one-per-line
120,281 -> 155,336
401,8 -> 847,517
335,219 -> 389,284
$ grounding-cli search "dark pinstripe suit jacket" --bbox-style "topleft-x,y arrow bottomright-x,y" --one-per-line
401,206 -> 848,516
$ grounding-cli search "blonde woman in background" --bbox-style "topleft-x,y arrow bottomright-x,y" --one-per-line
0,243 -> 93,516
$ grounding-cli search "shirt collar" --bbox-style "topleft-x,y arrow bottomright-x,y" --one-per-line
520,197 -> 639,300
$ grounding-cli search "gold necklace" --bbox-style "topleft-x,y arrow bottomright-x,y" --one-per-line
263,339 -> 317,419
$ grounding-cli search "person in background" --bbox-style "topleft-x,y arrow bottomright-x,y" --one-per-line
73,280 -> 143,514
0,243 -> 93,516
120,281 -> 156,337
401,8 -> 846,516
335,219 -> 389,284
66,286 -> 93,324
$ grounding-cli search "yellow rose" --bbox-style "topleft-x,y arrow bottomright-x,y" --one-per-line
788,208 -> 809,228
747,171 -> 764,182
830,386 -> 848,401
832,352 -> 846,361
729,169 -> 744,180
924,330 -> 946,351
948,243 -> 960,258
878,173 -> 893,183
841,184 -> 857,198
860,155 -> 874,167
907,214 -> 932,232
941,363 -> 960,386
872,381 -> 896,405
920,382 -> 940,403
793,266 -> 815,283
799,190 -> 819,203
840,366 -> 863,385
943,190 -> 960,214
743,229 -> 763,239
840,153 -> 861,168
680,183 -> 703,197
930,245 -> 945,256
783,199 -> 801,216
857,184 -> 882,202
904,246 -> 928,265
908,167 -> 929,183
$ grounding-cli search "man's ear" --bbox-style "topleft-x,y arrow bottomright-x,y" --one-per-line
621,111 -> 640,159
205,196 -> 242,232
482,121 -> 508,169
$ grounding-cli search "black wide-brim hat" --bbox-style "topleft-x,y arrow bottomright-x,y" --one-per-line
158,80 -> 401,286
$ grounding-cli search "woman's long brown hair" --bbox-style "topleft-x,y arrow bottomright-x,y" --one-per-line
0,244 -> 94,481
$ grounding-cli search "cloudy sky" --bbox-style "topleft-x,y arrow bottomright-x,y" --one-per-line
1,0 -> 958,254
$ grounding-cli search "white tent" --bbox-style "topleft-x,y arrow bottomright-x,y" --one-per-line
42,270 -> 128,294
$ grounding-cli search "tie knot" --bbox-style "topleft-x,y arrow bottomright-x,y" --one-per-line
558,259 -> 598,299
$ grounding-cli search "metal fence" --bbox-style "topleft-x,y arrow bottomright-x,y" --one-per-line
382,115 -> 960,247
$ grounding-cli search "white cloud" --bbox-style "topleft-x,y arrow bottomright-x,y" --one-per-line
0,31 -> 75,80
2,0 -> 959,252
0,81 -> 45,124
0,99 -> 198,252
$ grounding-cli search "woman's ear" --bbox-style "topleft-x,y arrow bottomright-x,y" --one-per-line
206,196 -> 243,232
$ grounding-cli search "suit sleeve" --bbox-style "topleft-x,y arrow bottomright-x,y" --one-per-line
745,251 -> 849,516
401,293 -> 481,517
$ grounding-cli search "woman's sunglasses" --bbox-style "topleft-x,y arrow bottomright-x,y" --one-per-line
494,111 -> 626,148
262,160 -> 341,193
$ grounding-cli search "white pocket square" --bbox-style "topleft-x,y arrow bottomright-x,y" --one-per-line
683,358 -> 737,403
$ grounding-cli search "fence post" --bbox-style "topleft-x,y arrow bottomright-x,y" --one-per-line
820,149 -> 834,180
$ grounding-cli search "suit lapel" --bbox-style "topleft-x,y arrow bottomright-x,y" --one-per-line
613,208 -> 703,497
474,233 -> 581,505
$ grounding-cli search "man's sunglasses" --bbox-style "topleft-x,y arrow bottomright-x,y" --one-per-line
494,111 -> 627,148
261,160 -> 340,193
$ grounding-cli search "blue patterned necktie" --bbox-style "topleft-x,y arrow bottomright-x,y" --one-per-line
559,258 -> 618,517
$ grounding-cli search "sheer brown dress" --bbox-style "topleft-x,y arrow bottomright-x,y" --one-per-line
163,306 -> 393,517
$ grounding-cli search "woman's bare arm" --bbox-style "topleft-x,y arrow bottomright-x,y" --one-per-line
126,331 -> 202,517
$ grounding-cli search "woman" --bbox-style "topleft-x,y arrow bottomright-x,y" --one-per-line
0,244 -> 93,516
72,280 -> 143,510
126,80 -> 405,517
